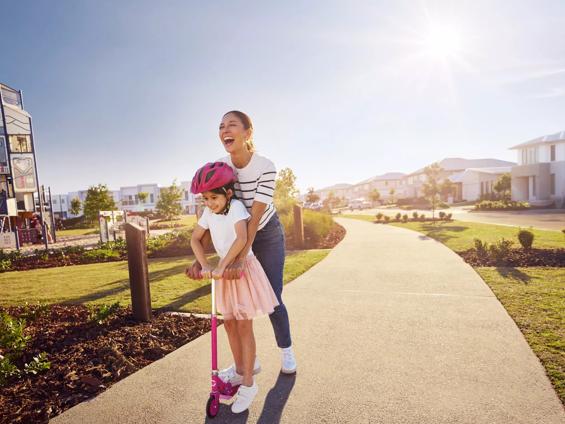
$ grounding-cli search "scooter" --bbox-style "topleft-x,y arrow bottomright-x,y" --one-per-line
206,278 -> 239,418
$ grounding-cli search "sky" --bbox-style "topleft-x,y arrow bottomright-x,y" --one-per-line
2,0 -> 565,194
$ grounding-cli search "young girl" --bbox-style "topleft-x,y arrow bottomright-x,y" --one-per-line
189,161 -> 279,414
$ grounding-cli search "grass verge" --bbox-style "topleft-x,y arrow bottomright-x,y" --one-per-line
0,249 -> 330,314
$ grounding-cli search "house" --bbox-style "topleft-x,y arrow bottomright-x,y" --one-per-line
510,131 -> 565,207
315,183 -> 353,201
448,167 -> 512,201
350,172 -> 405,202
401,158 -> 516,201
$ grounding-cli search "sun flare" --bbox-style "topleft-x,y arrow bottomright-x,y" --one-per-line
422,23 -> 463,60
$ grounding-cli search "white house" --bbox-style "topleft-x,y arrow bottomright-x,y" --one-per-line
510,130 -> 565,207
350,172 -> 405,201
448,167 -> 512,201
401,158 -> 516,201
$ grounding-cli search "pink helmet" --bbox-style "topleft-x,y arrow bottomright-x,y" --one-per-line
191,162 -> 236,194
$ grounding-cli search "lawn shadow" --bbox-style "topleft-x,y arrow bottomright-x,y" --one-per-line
495,267 -> 532,284
419,223 -> 469,244
256,373 -> 296,424
158,283 -> 212,311
62,264 -> 190,304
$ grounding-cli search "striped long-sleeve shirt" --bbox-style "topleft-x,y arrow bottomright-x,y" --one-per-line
218,153 -> 277,231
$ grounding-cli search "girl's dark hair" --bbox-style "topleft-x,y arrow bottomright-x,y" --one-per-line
210,182 -> 236,215
223,110 -> 255,152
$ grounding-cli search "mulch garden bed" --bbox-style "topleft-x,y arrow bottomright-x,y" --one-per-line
314,222 -> 346,249
0,305 -> 211,424
458,248 -> 565,267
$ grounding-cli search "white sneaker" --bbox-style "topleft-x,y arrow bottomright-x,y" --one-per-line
280,346 -> 297,374
231,381 -> 258,414
218,357 -> 262,385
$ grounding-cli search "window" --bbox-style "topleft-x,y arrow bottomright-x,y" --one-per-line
550,145 -> 556,161
150,194 -> 154,203
8,135 -> 33,153
550,174 -> 555,195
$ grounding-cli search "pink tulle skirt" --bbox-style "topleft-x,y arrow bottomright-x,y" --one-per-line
217,256 -> 279,320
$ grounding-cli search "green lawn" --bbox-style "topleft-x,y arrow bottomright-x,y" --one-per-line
153,215 -> 197,229
0,250 -> 330,314
475,267 -> 565,403
342,215 -> 564,251
56,228 -> 98,237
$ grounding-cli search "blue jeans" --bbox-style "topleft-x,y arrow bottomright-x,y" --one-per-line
253,213 -> 292,349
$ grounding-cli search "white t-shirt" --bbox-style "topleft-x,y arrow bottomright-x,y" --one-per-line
218,153 -> 277,231
197,199 -> 254,259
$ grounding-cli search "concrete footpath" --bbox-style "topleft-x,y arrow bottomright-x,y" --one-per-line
53,218 -> 565,423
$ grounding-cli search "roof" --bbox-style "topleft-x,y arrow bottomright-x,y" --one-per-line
317,183 -> 353,192
409,158 -> 516,175
448,167 -> 512,183
356,172 -> 406,185
510,130 -> 565,149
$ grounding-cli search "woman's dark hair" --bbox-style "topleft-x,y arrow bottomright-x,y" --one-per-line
223,110 -> 255,152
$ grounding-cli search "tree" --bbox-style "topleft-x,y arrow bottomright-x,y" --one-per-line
440,179 -> 455,202
322,190 -> 340,210
137,192 -> 149,204
274,167 -> 299,213
70,197 -> 82,216
389,188 -> 396,204
305,187 -> 320,204
494,173 -> 511,201
422,163 -> 442,221
156,180 -> 183,220
83,184 -> 116,224
368,189 -> 381,206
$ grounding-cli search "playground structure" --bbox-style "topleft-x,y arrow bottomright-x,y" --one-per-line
0,82 -> 57,250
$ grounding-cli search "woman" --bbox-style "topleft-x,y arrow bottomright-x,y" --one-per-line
186,110 -> 297,382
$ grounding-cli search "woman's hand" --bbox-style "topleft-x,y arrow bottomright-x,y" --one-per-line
185,260 -> 203,280
212,266 -> 225,280
200,264 -> 213,279
223,259 -> 245,280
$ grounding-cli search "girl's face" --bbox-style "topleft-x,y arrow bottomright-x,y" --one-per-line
202,191 -> 228,214
219,113 -> 251,154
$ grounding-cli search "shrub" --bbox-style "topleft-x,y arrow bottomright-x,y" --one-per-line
0,312 -> 50,386
375,212 -> 383,221
83,249 -> 121,261
474,238 -> 489,261
412,212 -> 419,220
446,213 -> 452,221
88,301 -> 121,325
489,239 -> 514,264
420,214 -> 426,220
384,216 -> 391,223
280,209 -> 334,248
517,229 -> 534,250
0,259 -> 11,272
395,213 -> 402,221
439,211 -> 446,219
474,200 -> 529,210
402,214 -> 408,223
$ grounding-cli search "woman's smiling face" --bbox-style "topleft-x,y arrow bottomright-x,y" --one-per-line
219,113 -> 250,154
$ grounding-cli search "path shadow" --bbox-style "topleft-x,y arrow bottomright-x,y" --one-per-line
203,404 -> 249,423
256,373 -> 297,424
495,267 -> 532,284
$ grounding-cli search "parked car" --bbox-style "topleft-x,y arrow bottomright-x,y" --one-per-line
348,198 -> 371,210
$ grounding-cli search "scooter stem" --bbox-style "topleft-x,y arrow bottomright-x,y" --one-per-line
211,278 -> 218,372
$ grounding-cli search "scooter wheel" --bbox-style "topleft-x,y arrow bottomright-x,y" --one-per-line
206,394 -> 219,418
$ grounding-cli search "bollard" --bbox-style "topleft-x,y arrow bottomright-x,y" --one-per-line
293,204 -> 305,249
125,223 -> 152,321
